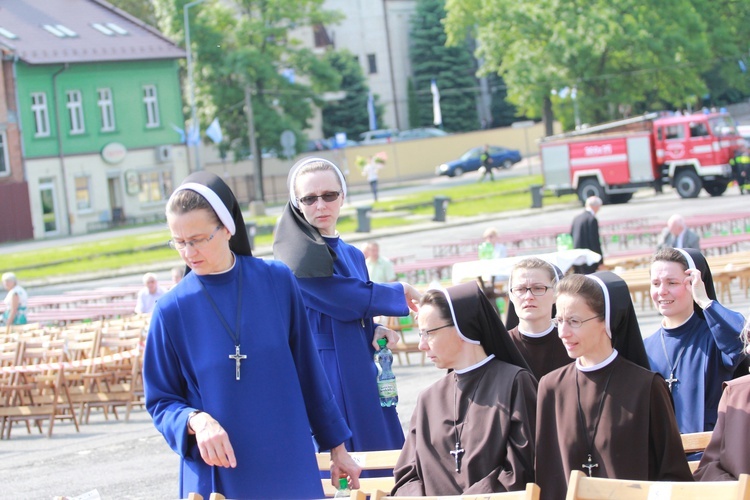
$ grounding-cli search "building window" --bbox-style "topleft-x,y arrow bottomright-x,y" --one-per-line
367,54 -> 377,74
75,176 -> 92,211
138,169 -> 173,203
313,24 -> 333,48
66,90 -> 85,135
97,88 -> 116,132
31,92 -> 50,137
143,85 -> 160,128
0,132 -> 8,176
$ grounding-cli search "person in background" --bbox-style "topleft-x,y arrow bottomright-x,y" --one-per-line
535,272 -> 692,500
505,258 -> 571,380
134,272 -> 166,314
143,171 -> 361,499
361,156 -> 383,202
171,266 -> 185,288
363,241 -> 396,283
2,272 -> 28,332
481,227 -> 508,259
729,144 -> 749,195
570,196 -> 604,274
392,282 -> 537,495
478,145 -> 495,182
274,157 -> 421,455
644,248 -> 745,434
657,214 -> 701,251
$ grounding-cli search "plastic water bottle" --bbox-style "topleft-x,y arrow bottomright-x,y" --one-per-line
333,477 -> 350,498
375,338 -> 398,407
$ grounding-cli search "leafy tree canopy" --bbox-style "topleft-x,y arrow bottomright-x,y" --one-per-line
444,0 -> 750,128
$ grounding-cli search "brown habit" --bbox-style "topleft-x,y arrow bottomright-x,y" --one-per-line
508,326 -> 571,381
694,374 -> 750,481
536,355 -> 693,500
392,359 -> 537,495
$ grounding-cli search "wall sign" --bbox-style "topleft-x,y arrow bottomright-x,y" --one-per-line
102,142 -> 127,164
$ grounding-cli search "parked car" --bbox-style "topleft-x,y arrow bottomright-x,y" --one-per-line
436,145 -> 522,177
359,128 -> 399,145
397,127 -> 449,141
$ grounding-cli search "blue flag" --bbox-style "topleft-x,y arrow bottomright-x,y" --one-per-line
367,91 -> 377,131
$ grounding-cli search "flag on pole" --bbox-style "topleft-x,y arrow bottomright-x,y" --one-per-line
367,91 -> 377,131
430,79 -> 442,127
206,117 -> 224,144
186,125 -> 200,146
171,123 -> 186,143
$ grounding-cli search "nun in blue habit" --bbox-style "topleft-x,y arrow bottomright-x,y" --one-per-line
143,171 -> 360,499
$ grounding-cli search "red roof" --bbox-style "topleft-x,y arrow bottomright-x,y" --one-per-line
0,0 -> 185,64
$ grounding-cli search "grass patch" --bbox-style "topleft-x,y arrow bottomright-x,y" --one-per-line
8,175 -> 578,283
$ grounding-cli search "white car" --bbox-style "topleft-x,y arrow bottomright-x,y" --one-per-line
359,129 -> 399,145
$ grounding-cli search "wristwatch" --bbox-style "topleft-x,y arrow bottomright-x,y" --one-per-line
188,410 -> 206,434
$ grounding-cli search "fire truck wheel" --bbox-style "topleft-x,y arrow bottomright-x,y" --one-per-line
577,179 -> 609,205
703,182 -> 728,197
674,170 -> 702,199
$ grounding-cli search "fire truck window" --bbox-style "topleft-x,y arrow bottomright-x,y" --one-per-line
665,125 -> 684,140
657,128 -> 663,141
689,122 -> 709,137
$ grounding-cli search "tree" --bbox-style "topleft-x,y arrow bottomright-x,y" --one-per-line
410,0 -> 480,132
321,50 -> 382,141
444,0 -> 750,132
107,0 -> 159,28
154,0 -> 343,201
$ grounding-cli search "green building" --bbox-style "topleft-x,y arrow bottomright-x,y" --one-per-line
0,0 -> 188,240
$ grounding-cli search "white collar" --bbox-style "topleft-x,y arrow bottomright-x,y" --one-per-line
519,321 -> 555,338
455,354 -> 495,374
576,349 -> 618,372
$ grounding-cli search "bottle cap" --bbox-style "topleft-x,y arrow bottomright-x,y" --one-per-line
377,338 -> 387,348
338,477 -> 348,489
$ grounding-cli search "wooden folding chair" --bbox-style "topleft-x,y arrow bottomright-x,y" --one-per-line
317,449 -> 402,497
366,483 -> 541,500
383,314 -> 424,366
565,470 -> 750,499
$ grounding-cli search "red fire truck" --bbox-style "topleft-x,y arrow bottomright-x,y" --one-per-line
540,111 -> 744,204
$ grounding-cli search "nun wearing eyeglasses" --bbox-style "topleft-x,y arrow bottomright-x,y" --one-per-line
143,172 -> 361,499
274,157 -> 421,454
535,272 -> 692,500
505,257 -> 571,380
392,282 -> 537,496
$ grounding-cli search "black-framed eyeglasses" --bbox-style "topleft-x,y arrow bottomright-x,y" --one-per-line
168,226 -> 222,251
418,323 -> 454,339
297,191 -> 342,206
552,315 -> 603,329
510,285 -> 552,297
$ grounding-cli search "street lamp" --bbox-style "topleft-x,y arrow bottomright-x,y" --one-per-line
184,0 -> 207,171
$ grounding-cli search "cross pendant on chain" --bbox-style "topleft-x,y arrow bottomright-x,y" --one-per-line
449,441 -> 465,473
582,454 -> 599,477
228,345 -> 247,381
665,372 -> 678,392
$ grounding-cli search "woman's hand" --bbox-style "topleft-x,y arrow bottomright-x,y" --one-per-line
684,268 -> 712,309
401,282 -> 422,312
372,325 -> 400,350
189,411 -> 237,468
330,443 -> 362,490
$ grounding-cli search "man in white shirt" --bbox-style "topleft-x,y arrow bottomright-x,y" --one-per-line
363,241 -> 396,282
135,272 -> 166,314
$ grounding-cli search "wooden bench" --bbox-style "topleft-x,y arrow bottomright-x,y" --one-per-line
367,483 -> 541,500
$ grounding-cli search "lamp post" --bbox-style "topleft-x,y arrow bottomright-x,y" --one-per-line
184,0 -> 207,171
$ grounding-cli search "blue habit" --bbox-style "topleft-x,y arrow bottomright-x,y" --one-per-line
296,236 -> 409,452
644,301 -> 746,433
143,256 -> 350,499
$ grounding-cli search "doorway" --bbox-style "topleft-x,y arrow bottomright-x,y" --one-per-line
38,178 -> 60,235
